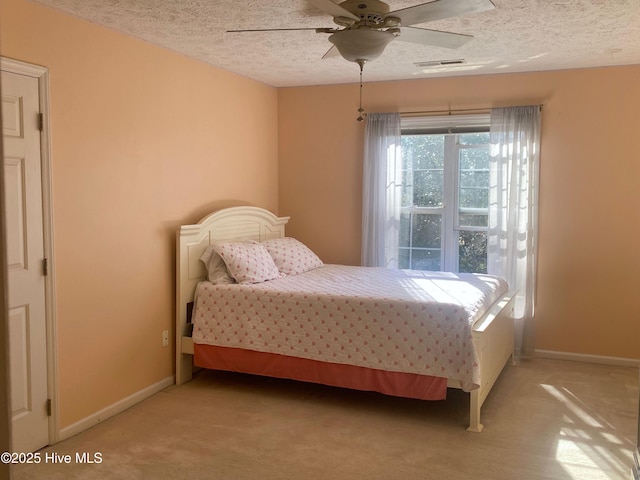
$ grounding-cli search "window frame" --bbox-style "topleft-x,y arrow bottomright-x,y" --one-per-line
400,114 -> 491,273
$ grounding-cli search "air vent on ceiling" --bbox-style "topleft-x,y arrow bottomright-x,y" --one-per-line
414,59 -> 466,67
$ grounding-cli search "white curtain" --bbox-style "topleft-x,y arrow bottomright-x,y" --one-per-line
488,106 -> 541,357
361,113 -> 402,267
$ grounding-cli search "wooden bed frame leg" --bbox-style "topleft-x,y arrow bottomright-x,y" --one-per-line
467,390 -> 484,433
176,352 -> 193,386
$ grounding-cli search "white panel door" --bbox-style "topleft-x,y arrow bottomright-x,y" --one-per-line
2,70 -> 49,452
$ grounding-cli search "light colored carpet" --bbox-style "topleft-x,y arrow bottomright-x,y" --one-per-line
12,358 -> 639,480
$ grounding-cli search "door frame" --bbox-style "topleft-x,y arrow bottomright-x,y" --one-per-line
1,56 -> 58,445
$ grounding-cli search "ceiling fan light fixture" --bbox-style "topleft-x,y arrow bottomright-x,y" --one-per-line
329,29 -> 395,63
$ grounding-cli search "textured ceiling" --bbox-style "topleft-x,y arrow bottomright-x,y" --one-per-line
32,0 -> 640,87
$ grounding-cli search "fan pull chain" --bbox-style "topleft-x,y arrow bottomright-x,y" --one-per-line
357,60 -> 365,122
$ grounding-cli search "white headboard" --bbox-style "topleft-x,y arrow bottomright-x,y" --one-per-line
175,206 -> 289,382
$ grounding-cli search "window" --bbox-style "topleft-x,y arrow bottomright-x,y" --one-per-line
399,115 -> 490,273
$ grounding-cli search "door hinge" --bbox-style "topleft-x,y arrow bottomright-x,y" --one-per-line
43,258 -> 48,276
38,112 -> 44,132
46,398 -> 52,417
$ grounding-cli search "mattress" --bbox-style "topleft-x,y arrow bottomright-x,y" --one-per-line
192,264 -> 508,391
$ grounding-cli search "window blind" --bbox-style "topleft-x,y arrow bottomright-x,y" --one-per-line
401,113 -> 490,135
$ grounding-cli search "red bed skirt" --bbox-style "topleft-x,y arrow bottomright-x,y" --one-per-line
194,343 -> 447,401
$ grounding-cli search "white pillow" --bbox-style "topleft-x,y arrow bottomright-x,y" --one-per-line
261,237 -> 323,276
213,241 -> 281,284
200,245 -> 235,284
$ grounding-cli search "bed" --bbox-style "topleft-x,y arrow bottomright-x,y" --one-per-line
176,206 -> 516,432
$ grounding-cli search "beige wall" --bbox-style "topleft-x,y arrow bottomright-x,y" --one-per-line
278,67 -> 640,361
1,0 -> 279,428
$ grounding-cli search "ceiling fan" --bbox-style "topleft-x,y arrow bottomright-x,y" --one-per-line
227,0 -> 495,66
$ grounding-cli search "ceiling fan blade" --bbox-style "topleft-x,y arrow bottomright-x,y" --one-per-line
387,0 -> 495,27
398,26 -> 472,49
226,27 -> 321,33
321,45 -> 340,59
308,0 -> 360,21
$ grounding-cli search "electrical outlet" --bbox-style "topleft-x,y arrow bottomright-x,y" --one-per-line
162,330 -> 169,347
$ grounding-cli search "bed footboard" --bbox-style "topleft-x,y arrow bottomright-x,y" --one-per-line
466,292 -> 516,432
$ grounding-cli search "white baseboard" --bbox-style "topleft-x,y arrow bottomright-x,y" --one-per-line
58,375 -> 174,442
535,349 -> 640,368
